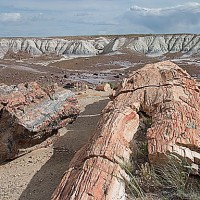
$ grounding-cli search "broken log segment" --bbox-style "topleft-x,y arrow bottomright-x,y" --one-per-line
52,61 -> 200,200
112,61 -> 200,169
52,104 -> 139,200
0,82 -> 80,162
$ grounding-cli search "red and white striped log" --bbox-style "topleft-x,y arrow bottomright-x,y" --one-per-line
52,61 -> 200,200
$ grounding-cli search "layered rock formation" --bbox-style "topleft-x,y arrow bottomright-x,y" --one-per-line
0,82 -> 80,162
0,37 -> 109,58
52,61 -> 200,200
1,34 -> 200,59
102,34 -> 200,56
127,34 -> 200,56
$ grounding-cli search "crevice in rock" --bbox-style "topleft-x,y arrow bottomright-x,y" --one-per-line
131,111 -> 152,169
82,154 -> 116,166
113,83 -> 183,99
0,108 -> 3,118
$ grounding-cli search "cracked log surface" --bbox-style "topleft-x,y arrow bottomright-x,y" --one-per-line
0,82 -> 80,162
52,61 -> 200,200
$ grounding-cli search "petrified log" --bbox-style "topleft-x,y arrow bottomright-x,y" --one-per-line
113,61 -> 200,169
52,61 -> 200,200
95,83 -> 111,92
0,82 -> 80,162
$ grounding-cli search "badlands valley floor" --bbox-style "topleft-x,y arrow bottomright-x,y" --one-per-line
1,34 -> 200,86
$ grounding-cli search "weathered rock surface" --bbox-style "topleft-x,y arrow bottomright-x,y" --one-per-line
0,37 -> 110,58
113,61 -> 200,170
104,34 -> 200,56
52,104 -> 138,200
1,34 -> 200,58
52,61 -> 200,200
95,83 -> 111,92
0,82 -> 80,162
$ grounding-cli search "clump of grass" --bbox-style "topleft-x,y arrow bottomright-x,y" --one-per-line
118,160 -> 145,200
152,155 -> 200,199
108,82 -> 119,90
137,162 -> 161,193
119,155 -> 200,200
154,156 -> 190,191
115,157 -> 145,200
118,110 -> 200,199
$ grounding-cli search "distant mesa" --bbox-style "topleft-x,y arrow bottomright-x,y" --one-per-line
0,34 -> 200,59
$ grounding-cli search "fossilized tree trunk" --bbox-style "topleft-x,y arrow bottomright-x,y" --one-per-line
52,61 -> 200,200
0,82 -> 80,162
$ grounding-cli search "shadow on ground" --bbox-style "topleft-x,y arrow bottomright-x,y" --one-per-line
19,99 -> 109,200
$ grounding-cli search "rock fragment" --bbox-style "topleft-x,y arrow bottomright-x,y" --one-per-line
0,82 -> 80,162
95,83 -> 111,92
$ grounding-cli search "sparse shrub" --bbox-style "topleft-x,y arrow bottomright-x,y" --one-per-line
118,160 -> 145,200
119,155 -> 200,200
138,162 -> 161,193
152,155 -> 200,199
117,111 -> 200,200
108,82 -> 119,90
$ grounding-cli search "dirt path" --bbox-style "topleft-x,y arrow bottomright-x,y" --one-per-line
0,90 -> 110,200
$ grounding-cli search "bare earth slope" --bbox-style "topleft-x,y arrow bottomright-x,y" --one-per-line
0,34 -> 200,58
1,34 -> 200,58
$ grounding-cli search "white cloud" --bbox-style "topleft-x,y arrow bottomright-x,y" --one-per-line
0,13 -> 21,22
130,2 -> 200,16
131,6 -> 164,16
0,1 -> 199,36
116,2 -> 200,34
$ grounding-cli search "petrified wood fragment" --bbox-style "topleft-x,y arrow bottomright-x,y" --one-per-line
0,82 -> 79,162
52,61 -> 200,200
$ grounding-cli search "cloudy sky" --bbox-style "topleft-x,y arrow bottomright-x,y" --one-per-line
0,0 -> 200,37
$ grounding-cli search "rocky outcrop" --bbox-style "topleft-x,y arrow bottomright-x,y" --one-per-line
101,37 -> 126,54
0,37 -> 110,58
52,101 -> 138,200
103,34 -> 200,56
0,82 -> 80,162
1,34 -> 200,59
52,61 -> 200,200
127,34 -> 200,56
